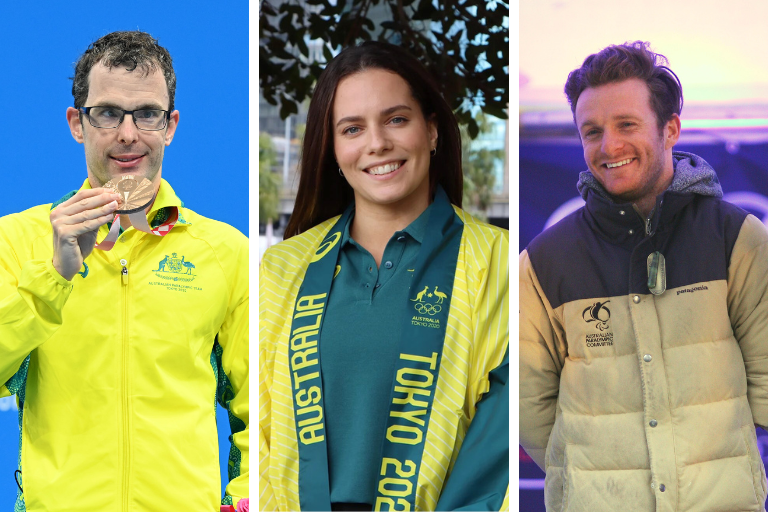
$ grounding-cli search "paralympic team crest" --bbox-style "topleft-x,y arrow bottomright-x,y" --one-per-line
582,300 -> 614,347
153,252 -> 197,282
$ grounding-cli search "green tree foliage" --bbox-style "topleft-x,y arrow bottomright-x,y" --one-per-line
259,0 -> 508,138
461,112 -> 503,219
259,132 -> 282,224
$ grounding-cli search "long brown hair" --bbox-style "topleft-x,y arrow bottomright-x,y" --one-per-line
284,41 -> 463,238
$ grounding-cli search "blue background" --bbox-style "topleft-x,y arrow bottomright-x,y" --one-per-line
0,2 -> 248,506
519,139 -> 768,510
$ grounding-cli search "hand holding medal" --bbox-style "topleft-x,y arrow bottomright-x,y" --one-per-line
94,175 -> 179,251
50,187 -> 120,280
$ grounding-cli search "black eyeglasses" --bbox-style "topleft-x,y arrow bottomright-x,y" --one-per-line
79,106 -> 171,131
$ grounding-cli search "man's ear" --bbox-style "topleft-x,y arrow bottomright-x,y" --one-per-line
164,110 -> 180,146
664,113 -> 681,150
66,107 -> 85,143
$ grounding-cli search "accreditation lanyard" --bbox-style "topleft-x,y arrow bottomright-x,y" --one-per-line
288,186 -> 464,511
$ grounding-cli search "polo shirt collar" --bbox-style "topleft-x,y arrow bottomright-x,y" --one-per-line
340,201 -> 435,247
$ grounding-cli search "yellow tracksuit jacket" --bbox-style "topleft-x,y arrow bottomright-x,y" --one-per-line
259,207 -> 509,511
0,179 -> 249,511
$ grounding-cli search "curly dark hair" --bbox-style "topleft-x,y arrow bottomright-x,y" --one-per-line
564,41 -> 683,132
71,31 -> 176,111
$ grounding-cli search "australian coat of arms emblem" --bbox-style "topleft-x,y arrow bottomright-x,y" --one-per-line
154,253 -> 196,281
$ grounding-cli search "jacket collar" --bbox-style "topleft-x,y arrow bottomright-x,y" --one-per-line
578,151 -> 722,247
583,188 -> 696,247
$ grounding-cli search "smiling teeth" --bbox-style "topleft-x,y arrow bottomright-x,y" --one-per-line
606,158 -> 633,168
368,162 -> 402,175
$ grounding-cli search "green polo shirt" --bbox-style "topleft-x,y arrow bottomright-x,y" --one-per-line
320,202 -> 432,506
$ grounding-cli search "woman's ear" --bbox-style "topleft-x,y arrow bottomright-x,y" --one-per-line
428,114 -> 438,151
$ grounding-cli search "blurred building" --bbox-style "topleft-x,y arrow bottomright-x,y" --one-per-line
474,115 -> 509,228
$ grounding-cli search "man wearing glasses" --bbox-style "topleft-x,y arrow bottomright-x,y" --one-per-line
0,32 -> 248,511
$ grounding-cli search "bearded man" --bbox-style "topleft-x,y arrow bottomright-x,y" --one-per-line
520,41 -> 768,512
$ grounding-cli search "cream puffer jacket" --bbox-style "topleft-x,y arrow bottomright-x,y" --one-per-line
520,153 -> 768,512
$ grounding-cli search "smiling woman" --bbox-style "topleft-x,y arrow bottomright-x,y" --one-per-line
332,68 -> 437,253
259,42 -> 510,512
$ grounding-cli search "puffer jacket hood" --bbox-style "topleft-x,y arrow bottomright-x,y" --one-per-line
577,150 -> 723,201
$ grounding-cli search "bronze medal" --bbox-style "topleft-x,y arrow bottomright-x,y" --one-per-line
104,175 -> 155,214
95,175 -> 177,251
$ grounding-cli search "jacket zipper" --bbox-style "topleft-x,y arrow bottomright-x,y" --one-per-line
632,205 -> 656,237
120,259 -> 129,512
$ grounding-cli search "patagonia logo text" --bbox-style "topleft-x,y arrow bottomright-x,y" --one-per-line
677,285 -> 709,296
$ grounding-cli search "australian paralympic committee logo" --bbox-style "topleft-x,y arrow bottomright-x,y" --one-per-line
582,301 -> 610,330
411,285 -> 448,329
583,300 -> 613,347
153,253 -> 196,282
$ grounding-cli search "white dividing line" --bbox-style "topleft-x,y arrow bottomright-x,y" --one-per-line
519,479 -> 546,490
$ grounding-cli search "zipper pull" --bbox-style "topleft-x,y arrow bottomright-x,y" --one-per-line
647,251 -> 666,295
120,259 -> 128,285
645,199 -> 664,236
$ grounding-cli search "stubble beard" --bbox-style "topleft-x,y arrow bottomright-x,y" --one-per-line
88,148 -> 161,187
82,128 -> 162,187
606,138 -> 669,207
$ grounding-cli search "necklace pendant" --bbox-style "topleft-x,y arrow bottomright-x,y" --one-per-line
647,251 -> 666,295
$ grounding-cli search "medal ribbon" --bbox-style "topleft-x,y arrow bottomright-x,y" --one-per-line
94,206 -> 179,251
287,187 -> 463,511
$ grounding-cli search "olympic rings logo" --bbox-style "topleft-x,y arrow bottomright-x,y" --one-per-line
414,303 -> 442,315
